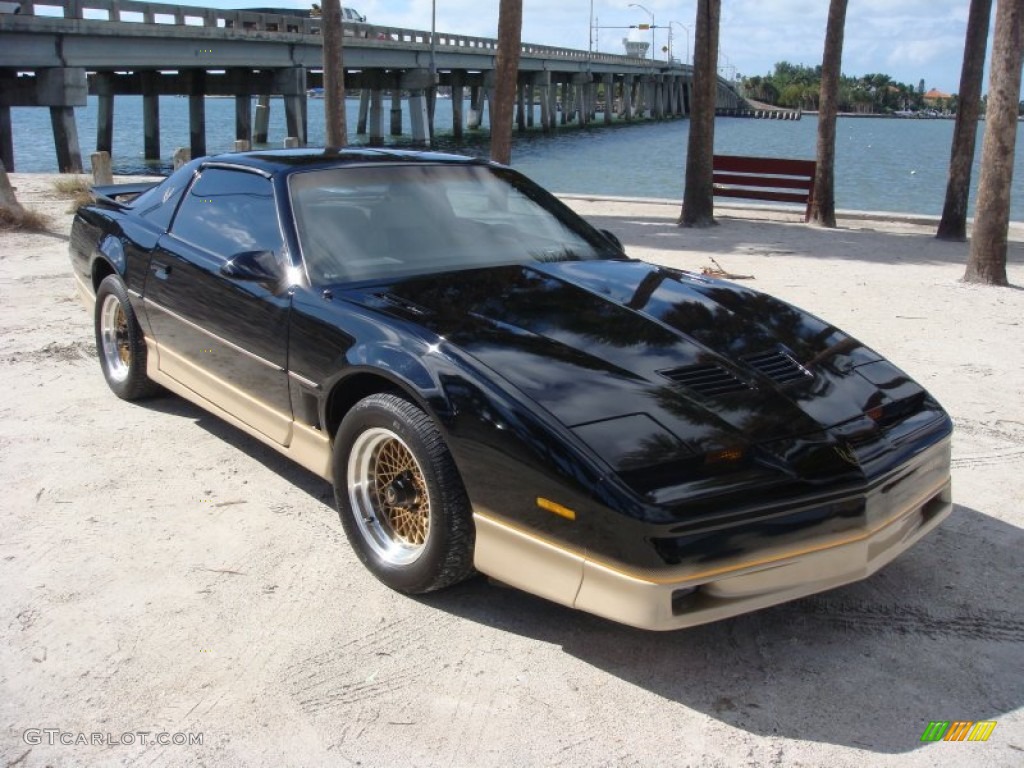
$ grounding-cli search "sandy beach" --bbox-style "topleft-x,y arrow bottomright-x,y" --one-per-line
1,173 -> 1022,767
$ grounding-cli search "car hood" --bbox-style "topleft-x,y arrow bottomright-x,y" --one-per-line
341,260 -> 927,481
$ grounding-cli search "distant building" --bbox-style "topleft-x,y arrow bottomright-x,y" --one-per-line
622,39 -> 650,58
923,88 -> 952,105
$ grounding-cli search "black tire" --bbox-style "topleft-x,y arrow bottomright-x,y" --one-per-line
94,274 -> 159,400
333,393 -> 475,594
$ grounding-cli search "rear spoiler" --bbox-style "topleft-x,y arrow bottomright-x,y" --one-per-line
91,181 -> 160,208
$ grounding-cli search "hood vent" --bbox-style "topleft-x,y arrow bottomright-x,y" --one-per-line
744,349 -> 812,385
659,363 -> 751,397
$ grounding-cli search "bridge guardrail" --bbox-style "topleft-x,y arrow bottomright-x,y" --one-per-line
15,0 -> 669,68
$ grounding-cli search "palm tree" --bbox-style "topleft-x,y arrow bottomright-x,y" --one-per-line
680,0 -> 722,228
964,0 -> 1023,286
0,159 -> 26,223
937,0 -> 993,241
808,0 -> 848,227
490,0 -> 523,165
322,0 -> 346,147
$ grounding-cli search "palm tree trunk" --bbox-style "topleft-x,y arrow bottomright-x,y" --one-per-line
937,0 -> 993,241
490,0 -> 523,165
809,0 -> 848,227
965,0 -> 1023,286
0,160 -> 24,214
680,0 -> 721,228
322,0 -> 347,147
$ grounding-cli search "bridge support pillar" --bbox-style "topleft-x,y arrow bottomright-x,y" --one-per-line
427,85 -> 437,141
602,74 -> 614,124
141,72 -> 161,158
451,71 -> 465,138
548,81 -> 558,132
283,94 -> 305,145
357,89 -> 370,134
95,72 -> 114,155
559,82 -> 569,125
516,79 -> 526,132
186,70 -> 207,157
254,95 -> 271,144
30,68 -> 87,173
275,67 -> 307,145
390,80 -> 403,136
482,71 -> 497,133
638,77 -> 648,119
526,83 -> 535,128
369,87 -> 384,146
0,107 -> 12,171
408,92 -> 429,145
467,86 -> 483,129
234,94 -> 251,144
530,72 -> 552,133
572,73 -> 591,127
50,107 -> 83,173
232,69 -> 252,145
401,69 -> 435,145
621,75 -> 633,121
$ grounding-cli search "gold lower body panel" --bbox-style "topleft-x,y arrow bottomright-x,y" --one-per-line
472,462 -> 952,631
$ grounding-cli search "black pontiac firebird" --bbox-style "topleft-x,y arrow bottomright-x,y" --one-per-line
69,149 -> 952,630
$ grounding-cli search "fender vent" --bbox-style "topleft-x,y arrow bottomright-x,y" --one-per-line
744,349 -> 812,384
659,363 -> 750,397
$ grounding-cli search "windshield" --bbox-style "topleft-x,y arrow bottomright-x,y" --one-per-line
288,163 -> 620,285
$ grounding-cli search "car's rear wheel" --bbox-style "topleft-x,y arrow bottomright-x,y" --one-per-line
333,393 -> 475,594
94,274 -> 159,400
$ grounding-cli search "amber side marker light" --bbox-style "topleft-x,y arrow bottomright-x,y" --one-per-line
706,447 -> 744,465
537,497 -> 577,521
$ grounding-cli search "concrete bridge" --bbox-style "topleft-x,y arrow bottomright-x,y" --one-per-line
0,0 -> 743,172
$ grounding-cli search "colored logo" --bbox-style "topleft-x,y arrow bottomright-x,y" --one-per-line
920,721 -> 997,742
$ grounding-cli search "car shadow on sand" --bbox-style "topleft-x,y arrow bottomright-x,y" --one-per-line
132,395 -> 1023,754
418,502 -> 1024,754
130,393 -> 335,506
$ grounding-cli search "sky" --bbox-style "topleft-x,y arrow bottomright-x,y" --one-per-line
156,1 -> 988,94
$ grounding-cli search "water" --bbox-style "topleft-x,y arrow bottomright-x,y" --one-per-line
9,95 -> 1024,219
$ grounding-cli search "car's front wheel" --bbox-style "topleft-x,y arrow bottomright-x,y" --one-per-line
94,274 -> 159,400
333,393 -> 475,594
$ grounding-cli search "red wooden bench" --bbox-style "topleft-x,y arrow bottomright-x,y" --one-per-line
712,154 -> 817,221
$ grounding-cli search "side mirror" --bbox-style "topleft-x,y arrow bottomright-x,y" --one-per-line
599,229 -> 624,251
221,250 -> 280,282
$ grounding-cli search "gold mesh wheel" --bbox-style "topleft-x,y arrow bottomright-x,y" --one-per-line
347,427 -> 432,565
99,293 -> 132,383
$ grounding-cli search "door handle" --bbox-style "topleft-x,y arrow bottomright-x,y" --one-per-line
152,262 -> 172,280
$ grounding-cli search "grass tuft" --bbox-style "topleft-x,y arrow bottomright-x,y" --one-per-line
0,205 -> 52,233
50,176 -> 97,212
51,175 -> 93,198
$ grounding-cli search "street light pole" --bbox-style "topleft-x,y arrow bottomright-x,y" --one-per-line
719,51 -> 734,82
589,0 -> 594,56
669,21 -> 690,66
429,0 -> 437,77
628,3 -> 655,63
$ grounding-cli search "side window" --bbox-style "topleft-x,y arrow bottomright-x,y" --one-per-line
170,168 -> 283,258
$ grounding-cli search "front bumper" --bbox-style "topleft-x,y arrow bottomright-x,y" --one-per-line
473,438 -> 951,630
